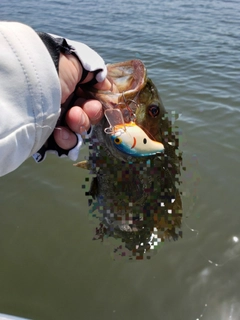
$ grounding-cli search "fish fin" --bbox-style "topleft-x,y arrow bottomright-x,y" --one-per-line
89,177 -> 99,200
73,160 -> 90,169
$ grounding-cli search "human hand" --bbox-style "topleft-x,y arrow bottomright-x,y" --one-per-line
53,52 -> 112,150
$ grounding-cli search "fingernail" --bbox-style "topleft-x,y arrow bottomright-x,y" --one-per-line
61,130 -> 70,140
91,109 -> 102,121
79,126 -> 87,134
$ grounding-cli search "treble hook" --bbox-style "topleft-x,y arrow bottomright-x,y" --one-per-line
121,93 -> 138,122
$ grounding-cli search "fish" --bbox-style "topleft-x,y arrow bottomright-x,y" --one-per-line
75,60 -> 183,259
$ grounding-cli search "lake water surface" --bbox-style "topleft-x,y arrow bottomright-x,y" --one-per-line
0,0 -> 240,319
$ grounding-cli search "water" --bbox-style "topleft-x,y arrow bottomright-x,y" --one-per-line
0,0 -> 240,319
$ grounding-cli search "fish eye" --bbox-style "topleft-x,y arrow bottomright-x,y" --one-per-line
148,104 -> 159,118
114,137 -> 122,145
143,138 -> 147,144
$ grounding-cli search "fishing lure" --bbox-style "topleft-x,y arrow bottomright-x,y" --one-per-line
104,109 -> 164,157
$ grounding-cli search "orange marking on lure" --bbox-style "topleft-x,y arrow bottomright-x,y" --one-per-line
131,137 -> 137,149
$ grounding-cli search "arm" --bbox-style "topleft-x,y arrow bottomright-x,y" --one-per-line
0,22 -> 109,177
0,21 -> 61,176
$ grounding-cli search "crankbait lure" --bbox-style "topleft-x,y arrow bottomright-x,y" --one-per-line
104,109 -> 164,157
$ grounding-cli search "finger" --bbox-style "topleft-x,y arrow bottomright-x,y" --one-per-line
80,72 -> 94,84
81,99 -> 103,124
66,99 -> 103,133
53,126 -> 77,150
65,105 -> 90,133
94,78 -> 118,93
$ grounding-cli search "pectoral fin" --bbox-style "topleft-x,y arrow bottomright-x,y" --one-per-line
73,160 -> 91,170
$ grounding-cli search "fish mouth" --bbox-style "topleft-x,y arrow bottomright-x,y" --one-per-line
106,59 -> 147,98
90,60 -> 147,110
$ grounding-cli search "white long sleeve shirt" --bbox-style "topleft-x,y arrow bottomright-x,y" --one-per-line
0,22 -> 107,177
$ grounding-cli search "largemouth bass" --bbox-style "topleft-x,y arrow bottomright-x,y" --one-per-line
76,60 -> 183,259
